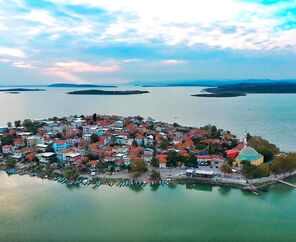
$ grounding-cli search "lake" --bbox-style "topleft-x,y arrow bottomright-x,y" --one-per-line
1,172 -> 296,242
0,86 -> 296,151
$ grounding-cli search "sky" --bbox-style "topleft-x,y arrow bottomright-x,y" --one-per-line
0,0 -> 296,85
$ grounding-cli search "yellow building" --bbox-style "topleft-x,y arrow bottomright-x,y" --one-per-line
234,146 -> 264,167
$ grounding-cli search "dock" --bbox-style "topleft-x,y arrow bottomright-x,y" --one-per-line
278,180 -> 296,188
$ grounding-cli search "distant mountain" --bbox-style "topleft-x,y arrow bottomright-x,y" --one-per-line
130,79 -> 296,87
48,83 -> 117,88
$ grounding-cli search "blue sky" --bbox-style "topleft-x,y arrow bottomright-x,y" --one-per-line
0,0 -> 296,85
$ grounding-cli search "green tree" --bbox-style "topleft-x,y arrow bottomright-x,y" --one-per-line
64,167 -> 78,180
270,157 -> 285,175
92,113 -> 97,122
1,134 -> 15,145
151,157 -> 159,168
14,120 -> 21,127
90,134 -> 99,143
150,169 -> 161,181
5,159 -> 16,168
256,163 -> 270,177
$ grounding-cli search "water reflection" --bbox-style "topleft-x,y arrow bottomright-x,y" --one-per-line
217,187 -> 231,196
129,185 -> 144,193
150,184 -> 160,192
185,183 -> 213,192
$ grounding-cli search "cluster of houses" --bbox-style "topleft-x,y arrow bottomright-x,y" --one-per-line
0,115 -> 241,175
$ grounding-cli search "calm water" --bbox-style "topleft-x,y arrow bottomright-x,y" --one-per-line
1,172 -> 296,242
1,86 -> 296,151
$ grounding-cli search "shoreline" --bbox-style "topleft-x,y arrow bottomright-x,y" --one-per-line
2,167 -> 295,192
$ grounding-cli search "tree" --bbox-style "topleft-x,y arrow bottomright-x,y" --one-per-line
23,119 -> 33,128
14,120 -> 21,127
131,159 -> 147,173
151,157 -> 159,168
5,159 -> 16,168
7,122 -> 12,128
1,134 -> 15,145
220,163 -> 232,175
256,163 -> 270,177
150,169 -> 161,181
90,134 -> 99,143
92,113 -> 97,122
64,167 -> 78,180
283,153 -> 296,175
270,157 -> 285,175
110,165 -> 115,173
248,135 -> 279,157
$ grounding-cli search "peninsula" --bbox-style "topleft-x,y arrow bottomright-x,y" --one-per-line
192,82 -> 296,97
1,114 -> 295,192
67,90 -> 149,95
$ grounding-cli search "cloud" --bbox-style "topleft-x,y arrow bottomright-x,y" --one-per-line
0,47 -> 26,58
44,61 -> 121,84
45,0 -> 296,50
11,61 -> 34,68
0,22 -> 7,30
49,61 -> 120,73
123,59 -> 143,63
23,10 -> 56,25
160,59 -> 188,65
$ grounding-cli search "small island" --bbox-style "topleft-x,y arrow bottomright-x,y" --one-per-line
192,92 -> 246,98
0,88 -> 45,92
67,89 -> 149,95
192,82 -> 296,98
49,83 -> 117,88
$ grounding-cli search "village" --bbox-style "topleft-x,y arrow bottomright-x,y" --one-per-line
0,113 -> 293,190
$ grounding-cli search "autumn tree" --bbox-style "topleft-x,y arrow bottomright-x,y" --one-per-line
220,163 -> 232,175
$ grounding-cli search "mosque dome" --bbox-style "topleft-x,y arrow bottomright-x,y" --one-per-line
238,146 -> 262,161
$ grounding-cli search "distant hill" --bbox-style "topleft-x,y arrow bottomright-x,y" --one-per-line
192,82 -> 296,98
130,79 -> 296,87
48,83 -> 117,88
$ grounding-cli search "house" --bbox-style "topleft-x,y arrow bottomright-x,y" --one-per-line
2,145 -> 15,154
36,144 -> 49,152
87,160 -> 98,168
57,150 -> 80,164
186,169 -> 215,178
143,148 -> 154,162
114,135 -> 127,145
196,155 -> 225,164
26,136 -> 44,147
135,134 -> 144,146
97,128 -> 108,136
53,140 -> 70,152
144,135 -> 154,146
14,138 -> 25,148
37,152 -> 56,163
83,134 -> 92,141
114,120 -> 123,128
66,152 -> 82,164
157,154 -> 168,169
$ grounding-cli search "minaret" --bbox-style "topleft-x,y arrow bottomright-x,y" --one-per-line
244,130 -> 248,147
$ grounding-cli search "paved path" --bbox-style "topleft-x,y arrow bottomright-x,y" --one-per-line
278,179 -> 296,188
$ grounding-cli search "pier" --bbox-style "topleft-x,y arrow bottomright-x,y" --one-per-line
278,180 -> 296,188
